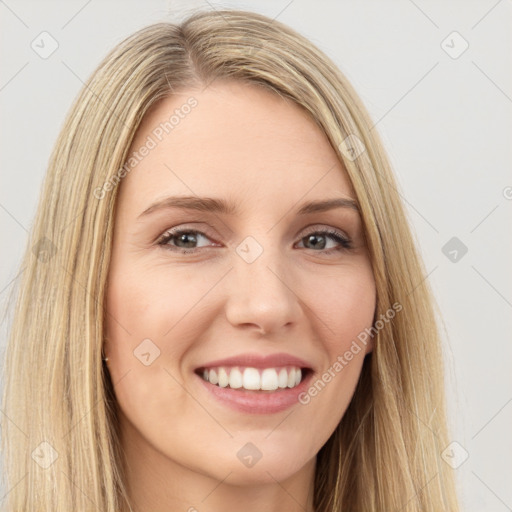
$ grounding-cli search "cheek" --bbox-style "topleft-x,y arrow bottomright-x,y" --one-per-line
103,259 -> 232,406
106,261 -> 219,345
103,262 -> 215,433
293,266 -> 375,446
308,261 -> 376,352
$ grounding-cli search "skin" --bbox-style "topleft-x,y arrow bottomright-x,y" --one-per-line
104,79 -> 376,512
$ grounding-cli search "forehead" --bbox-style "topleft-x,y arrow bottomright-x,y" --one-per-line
118,80 -> 354,215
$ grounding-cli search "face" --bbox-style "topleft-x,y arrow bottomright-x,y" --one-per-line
104,80 -> 376,492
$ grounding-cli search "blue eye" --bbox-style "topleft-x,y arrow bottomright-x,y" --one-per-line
157,228 -> 352,255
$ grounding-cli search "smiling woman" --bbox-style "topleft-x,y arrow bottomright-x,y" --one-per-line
1,9 -> 460,512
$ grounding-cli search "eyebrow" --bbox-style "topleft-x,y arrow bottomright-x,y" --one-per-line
138,195 -> 359,218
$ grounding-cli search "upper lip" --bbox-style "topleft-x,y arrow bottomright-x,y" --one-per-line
196,352 -> 313,371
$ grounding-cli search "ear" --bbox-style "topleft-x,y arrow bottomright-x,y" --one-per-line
101,337 -> 110,360
366,335 -> 375,355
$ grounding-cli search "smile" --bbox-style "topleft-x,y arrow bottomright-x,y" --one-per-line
193,352 -> 314,413
198,366 -> 303,391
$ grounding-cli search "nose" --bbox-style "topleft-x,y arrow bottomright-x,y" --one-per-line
223,243 -> 303,336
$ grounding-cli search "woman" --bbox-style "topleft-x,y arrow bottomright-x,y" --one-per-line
1,9 -> 460,511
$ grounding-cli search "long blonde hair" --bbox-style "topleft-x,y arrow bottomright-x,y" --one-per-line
1,9 -> 460,511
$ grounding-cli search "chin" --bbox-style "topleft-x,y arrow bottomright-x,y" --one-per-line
199,445 -> 314,486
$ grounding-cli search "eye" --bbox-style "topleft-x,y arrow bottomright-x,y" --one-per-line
295,229 -> 352,254
156,226 -> 352,254
157,228 -> 218,254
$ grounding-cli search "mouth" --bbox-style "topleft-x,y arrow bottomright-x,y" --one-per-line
193,352 -> 315,414
195,365 -> 312,393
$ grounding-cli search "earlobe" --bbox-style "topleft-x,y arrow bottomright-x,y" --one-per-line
101,339 -> 109,364
365,336 -> 374,355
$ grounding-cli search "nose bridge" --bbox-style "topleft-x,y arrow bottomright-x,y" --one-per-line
224,233 -> 301,333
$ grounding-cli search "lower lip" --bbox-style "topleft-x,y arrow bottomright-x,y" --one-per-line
195,371 -> 313,414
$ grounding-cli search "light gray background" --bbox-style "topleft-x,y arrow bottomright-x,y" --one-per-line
1,1 -> 511,510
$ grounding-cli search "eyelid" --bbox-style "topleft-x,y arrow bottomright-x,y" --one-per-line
156,226 -> 219,247
155,223 -> 218,244
156,223 -> 353,253
301,224 -> 349,238
156,223 -> 349,241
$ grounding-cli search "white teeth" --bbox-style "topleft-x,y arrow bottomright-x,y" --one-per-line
243,368 -> 261,390
261,368 -> 278,391
295,368 -> 301,386
201,366 -> 304,391
228,367 -> 242,389
278,368 -> 288,388
287,368 -> 295,388
218,367 -> 229,388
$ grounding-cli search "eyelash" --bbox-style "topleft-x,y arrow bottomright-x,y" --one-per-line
156,227 -> 353,255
